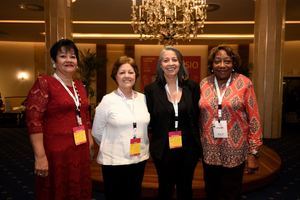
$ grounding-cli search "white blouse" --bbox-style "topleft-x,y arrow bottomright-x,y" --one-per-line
92,90 -> 150,165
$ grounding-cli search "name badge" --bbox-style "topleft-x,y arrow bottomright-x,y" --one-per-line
168,131 -> 182,149
213,120 -> 228,138
73,125 -> 87,145
130,137 -> 141,156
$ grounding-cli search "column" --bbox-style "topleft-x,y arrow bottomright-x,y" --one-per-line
253,0 -> 286,138
125,45 -> 135,58
44,0 -> 72,74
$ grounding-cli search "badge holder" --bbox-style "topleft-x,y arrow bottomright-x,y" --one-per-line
73,108 -> 87,145
130,137 -> 141,156
130,122 -> 141,156
168,130 -> 182,149
73,125 -> 87,145
213,119 -> 228,138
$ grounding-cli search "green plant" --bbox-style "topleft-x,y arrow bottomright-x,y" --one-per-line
78,49 -> 106,98
240,62 -> 253,78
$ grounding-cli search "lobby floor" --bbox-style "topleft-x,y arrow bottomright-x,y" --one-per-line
0,126 -> 299,200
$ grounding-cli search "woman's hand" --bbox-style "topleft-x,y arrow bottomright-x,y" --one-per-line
88,130 -> 95,160
34,154 -> 49,177
245,154 -> 259,174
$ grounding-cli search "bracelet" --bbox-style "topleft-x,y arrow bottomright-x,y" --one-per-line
249,152 -> 259,158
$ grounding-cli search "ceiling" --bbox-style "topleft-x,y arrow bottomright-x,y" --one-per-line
1,0 -> 300,45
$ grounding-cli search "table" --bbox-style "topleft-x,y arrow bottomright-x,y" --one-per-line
0,111 -> 24,127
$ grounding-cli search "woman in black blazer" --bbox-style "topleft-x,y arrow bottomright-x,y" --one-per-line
144,46 -> 201,200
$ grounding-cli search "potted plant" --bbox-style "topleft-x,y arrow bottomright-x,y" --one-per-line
77,49 -> 106,99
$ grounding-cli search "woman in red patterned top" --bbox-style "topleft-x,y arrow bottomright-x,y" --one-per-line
199,45 -> 263,200
25,39 -> 93,200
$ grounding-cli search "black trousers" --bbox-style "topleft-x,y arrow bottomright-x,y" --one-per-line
202,162 -> 245,200
153,149 -> 199,200
101,160 -> 147,200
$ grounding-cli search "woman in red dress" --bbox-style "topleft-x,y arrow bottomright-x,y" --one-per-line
25,39 -> 93,200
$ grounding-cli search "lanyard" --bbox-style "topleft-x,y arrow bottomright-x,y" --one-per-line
117,88 -> 137,138
165,78 -> 179,129
214,75 -> 231,121
53,73 -> 82,125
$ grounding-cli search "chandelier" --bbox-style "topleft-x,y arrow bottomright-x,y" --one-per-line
131,0 -> 208,45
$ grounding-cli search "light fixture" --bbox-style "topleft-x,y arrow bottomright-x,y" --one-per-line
18,3 -> 44,11
17,71 -> 29,81
131,0 -> 208,45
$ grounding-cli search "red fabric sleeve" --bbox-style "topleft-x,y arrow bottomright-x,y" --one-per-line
25,76 -> 49,134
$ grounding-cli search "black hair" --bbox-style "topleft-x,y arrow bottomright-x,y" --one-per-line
50,39 -> 79,63
208,45 -> 242,73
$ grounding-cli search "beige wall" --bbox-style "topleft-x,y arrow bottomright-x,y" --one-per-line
0,41 -> 300,102
0,42 -> 95,104
0,42 -> 37,99
283,41 -> 300,76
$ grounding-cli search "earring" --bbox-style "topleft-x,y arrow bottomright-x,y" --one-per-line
52,63 -> 56,69
232,68 -> 235,72
211,69 -> 214,73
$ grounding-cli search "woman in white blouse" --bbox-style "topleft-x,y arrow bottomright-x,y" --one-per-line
92,56 -> 150,200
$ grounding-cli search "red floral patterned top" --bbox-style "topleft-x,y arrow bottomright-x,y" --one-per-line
199,73 -> 263,168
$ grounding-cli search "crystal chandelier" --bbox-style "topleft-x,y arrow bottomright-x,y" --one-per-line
131,0 -> 208,45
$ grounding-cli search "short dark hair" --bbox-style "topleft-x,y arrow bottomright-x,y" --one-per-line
110,56 -> 139,83
208,45 -> 242,73
155,46 -> 189,87
50,39 -> 79,62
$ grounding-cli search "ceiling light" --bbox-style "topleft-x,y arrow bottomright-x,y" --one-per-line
131,0 -> 208,45
18,3 -> 44,11
3,20 -> 300,25
72,33 -> 254,40
207,3 -> 220,12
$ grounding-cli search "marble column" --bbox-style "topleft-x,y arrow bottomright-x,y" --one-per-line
253,0 -> 286,138
44,0 -> 72,74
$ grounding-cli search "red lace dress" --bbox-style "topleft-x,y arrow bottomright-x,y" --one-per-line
26,75 -> 91,200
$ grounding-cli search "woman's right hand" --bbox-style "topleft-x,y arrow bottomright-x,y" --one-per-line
34,154 -> 49,177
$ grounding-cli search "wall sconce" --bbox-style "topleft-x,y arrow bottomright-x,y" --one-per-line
17,71 -> 29,81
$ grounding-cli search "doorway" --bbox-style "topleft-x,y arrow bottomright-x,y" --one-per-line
282,77 -> 300,134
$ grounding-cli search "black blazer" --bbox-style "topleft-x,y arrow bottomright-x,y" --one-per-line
144,79 -> 202,160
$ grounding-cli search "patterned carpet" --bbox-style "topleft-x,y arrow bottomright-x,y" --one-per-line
241,126 -> 300,200
0,127 -> 299,200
